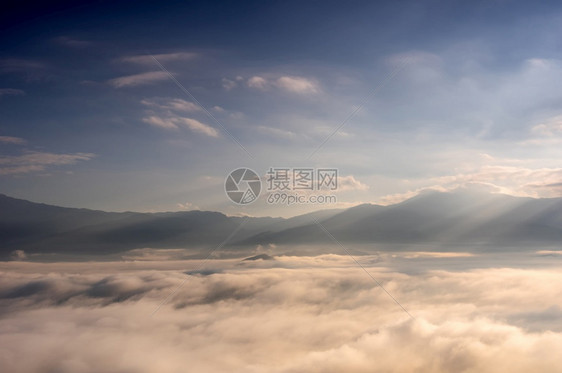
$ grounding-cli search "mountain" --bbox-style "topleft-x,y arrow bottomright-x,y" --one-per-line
0,194 -> 342,258
240,189 -> 562,247
1,189 -> 561,259
0,194 -> 272,257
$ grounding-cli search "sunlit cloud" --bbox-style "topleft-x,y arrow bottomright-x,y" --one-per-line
520,115 -> 562,146
141,98 -> 201,112
0,151 -> 95,175
377,153 -> 562,205
337,175 -> 369,191
1,257 -> 561,372
143,115 -> 217,137
108,71 -> 169,88
247,76 -> 268,90
275,76 -> 320,94
141,97 -> 217,136
175,117 -> 218,137
246,75 -> 320,94
531,115 -> 562,136
142,116 -> 179,130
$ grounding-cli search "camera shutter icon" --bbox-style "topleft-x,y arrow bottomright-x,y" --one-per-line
225,168 -> 261,205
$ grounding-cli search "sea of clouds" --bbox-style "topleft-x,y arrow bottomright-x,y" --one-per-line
1,251 -> 562,372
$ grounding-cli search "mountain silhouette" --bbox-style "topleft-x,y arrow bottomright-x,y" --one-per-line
1,188 -> 561,259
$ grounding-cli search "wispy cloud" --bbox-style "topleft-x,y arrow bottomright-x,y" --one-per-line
246,75 -> 320,94
53,36 -> 91,47
120,52 -> 198,65
141,98 -> 218,136
141,98 -> 201,112
175,117 -> 218,137
108,71 -> 169,88
257,125 -> 297,139
0,151 -> 95,175
222,78 -> 238,91
142,116 -> 179,130
143,115 -> 217,137
0,136 -> 26,145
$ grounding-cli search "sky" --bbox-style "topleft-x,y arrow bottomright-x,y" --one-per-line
1,0 -> 562,217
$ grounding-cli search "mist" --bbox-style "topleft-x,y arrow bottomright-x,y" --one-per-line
1,251 -> 561,372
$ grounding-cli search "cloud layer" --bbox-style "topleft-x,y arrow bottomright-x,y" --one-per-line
1,254 -> 561,372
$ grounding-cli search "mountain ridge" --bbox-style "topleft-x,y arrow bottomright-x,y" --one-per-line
1,189 -> 561,258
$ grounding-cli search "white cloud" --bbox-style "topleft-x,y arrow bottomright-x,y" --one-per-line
142,115 -> 217,137
1,257 -> 561,372
141,98 -> 201,112
377,163 -> 562,205
120,52 -> 198,65
141,98 -> 217,137
0,151 -> 95,175
175,117 -> 218,137
108,71 -> 169,88
167,99 -> 201,112
434,166 -> 562,198
246,75 -> 320,94
247,76 -> 268,90
275,76 -> 320,94
337,175 -> 369,191
142,116 -> 179,130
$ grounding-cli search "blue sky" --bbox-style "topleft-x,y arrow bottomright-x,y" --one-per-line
1,0 -> 562,216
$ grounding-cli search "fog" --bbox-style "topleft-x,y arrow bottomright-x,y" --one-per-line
1,251 -> 561,372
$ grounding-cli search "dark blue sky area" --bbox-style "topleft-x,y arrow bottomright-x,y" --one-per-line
1,0 -> 562,215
